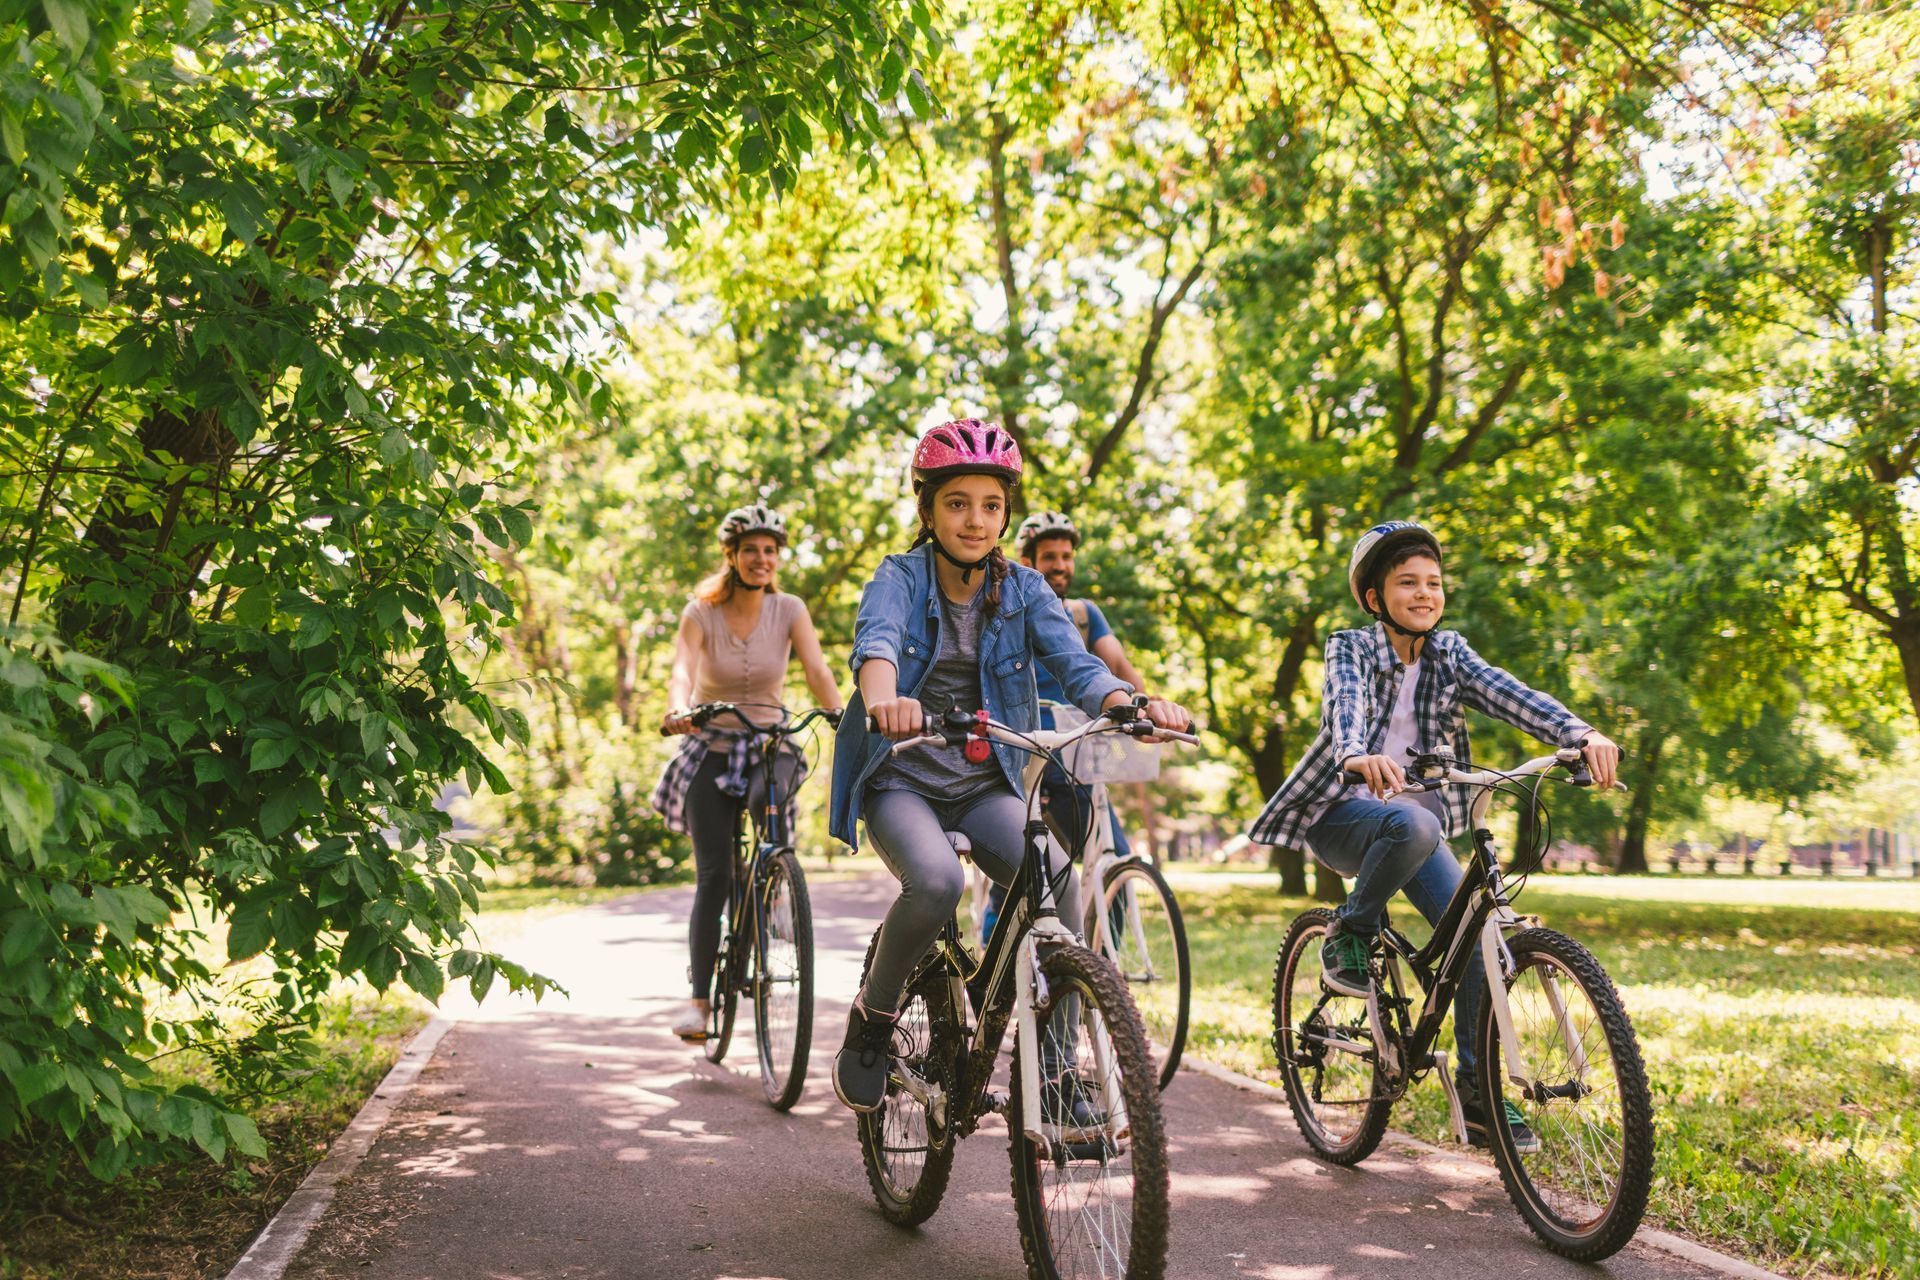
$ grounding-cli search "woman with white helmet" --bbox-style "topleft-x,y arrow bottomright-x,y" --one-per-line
654,503 -> 843,1042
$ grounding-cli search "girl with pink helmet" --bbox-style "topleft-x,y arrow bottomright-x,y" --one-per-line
825,419 -> 1193,1113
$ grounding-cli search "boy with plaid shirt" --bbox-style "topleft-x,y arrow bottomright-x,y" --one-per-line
1249,521 -> 1620,1150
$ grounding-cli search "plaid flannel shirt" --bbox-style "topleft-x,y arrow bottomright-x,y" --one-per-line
1249,624 -> 1592,850
651,729 -> 808,837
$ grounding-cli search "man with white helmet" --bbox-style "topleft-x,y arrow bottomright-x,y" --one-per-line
1248,519 -> 1620,1154
978,511 -> 1149,939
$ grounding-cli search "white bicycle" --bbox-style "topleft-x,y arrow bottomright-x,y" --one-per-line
974,701 -> 1191,1090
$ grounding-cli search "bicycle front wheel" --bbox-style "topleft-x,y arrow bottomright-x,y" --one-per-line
1009,944 -> 1169,1280
753,851 -> 814,1110
1088,860 -> 1189,1091
1477,927 -> 1654,1262
1271,908 -> 1390,1164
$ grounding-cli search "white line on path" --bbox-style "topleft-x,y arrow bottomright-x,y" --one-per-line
1178,1054 -> 1789,1280
223,1014 -> 456,1280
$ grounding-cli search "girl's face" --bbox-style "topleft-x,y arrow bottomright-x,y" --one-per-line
1369,553 -> 1444,628
929,474 -> 1008,561
728,533 -> 782,587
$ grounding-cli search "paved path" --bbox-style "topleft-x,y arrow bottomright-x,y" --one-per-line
278,877 -> 1744,1280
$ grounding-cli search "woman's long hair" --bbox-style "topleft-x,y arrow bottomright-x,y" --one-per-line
695,547 -> 781,606
910,476 -> 1012,613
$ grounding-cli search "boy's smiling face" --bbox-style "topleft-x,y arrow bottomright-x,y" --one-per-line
1368,553 -> 1445,629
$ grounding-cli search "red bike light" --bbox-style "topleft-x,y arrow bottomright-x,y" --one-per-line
965,734 -> 991,763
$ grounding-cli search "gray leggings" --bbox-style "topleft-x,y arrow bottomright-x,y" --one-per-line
859,783 -> 1083,1013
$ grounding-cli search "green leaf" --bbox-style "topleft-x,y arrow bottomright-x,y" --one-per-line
225,1112 -> 267,1158
739,132 -> 771,174
226,896 -> 272,960
544,104 -> 570,145
904,70 -> 935,120
402,950 -> 444,1003
42,0 -> 88,54
0,111 -> 25,165
261,778 -> 322,838
248,736 -> 299,773
500,507 -> 533,547
91,886 -> 168,944
1,913 -> 53,968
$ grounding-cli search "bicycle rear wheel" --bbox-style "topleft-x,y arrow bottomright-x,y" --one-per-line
704,904 -> 740,1064
856,937 -> 961,1227
1271,908 -> 1390,1164
1089,859 -> 1189,1091
1009,943 -> 1169,1280
1477,927 -> 1654,1262
753,851 -> 814,1110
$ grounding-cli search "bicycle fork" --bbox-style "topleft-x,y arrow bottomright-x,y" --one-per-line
1013,918 -> 1130,1158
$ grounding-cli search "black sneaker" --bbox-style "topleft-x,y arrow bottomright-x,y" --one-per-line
832,1000 -> 898,1113
1463,1091 -> 1542,1155
1052,1074 -> 1113,1143
1319,924 -> 1373,998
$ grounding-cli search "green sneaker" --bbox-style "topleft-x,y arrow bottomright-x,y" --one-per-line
1464,1093 -> 1541,1155
1319,925 -> 1373,998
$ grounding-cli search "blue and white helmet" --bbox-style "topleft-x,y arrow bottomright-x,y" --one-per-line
1347,520 -> 1443,613
717,503 -> 788,547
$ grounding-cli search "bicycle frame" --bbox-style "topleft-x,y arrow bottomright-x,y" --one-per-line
691,705 -> 835,994
1317,748 -> 1602,1141
886,709 -> 1194,1155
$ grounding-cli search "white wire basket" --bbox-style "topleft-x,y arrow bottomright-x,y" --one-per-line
1043,703 -> 1163,784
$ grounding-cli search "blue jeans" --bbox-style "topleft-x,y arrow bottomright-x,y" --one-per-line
1306,795 -> 1485,1092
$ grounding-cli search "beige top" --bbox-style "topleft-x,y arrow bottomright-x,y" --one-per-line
686,593 -> 803,730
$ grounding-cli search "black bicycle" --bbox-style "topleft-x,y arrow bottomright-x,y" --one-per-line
856,702 -> 1196,1280
1271,745 -> 1653,1261
673,701 -> 837,1111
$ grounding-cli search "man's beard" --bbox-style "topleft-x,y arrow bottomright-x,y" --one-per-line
1045,569 -> 1073,598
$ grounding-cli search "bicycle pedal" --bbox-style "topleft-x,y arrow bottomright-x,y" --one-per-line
984,1088 -> 1010,1115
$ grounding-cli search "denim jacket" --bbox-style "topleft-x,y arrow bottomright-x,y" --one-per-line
829,544 -> 1131,849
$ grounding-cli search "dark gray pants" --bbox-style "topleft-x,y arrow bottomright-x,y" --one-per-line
859,783 -> 1083,1013
686,749 -> 800,997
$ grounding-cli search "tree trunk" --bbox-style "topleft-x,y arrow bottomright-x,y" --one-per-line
612,617 -> 639,728
1614,729 -> 1665,873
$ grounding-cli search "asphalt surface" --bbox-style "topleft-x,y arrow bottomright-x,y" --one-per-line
279,875 -> 1738,1280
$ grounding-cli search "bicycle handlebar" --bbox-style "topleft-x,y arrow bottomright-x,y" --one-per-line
660,702 -> 843,736
1340,746 -> 1628,793
872,702 -> 1199,756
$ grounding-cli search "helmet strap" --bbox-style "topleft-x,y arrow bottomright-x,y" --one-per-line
727,567 -> 768,592
933,539 -> 992,584
1376,602 -> 1438,646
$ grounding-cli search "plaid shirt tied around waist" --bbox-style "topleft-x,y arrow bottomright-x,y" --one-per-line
651,729 -> 809,837
1248,624 -> 1592,851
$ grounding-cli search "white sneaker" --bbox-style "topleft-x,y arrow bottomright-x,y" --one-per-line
673,1001 -> 710,1041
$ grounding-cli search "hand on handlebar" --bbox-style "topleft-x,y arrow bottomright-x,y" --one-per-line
1579,731 -> 1621,791
866,696 -> 925,741
1342,753 -> 1407,799
660,708 -> 698,736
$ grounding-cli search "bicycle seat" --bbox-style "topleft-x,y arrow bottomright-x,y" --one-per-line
945,831 -> 972,854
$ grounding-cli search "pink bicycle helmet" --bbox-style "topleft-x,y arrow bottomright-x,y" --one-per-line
911,418 -> 1023,490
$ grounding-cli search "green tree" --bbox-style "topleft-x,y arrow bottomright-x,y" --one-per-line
0,0 -> 928,1174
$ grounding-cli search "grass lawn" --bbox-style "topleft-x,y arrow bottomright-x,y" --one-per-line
1166,868 -> 1920,1279
0,881 -> 660,1280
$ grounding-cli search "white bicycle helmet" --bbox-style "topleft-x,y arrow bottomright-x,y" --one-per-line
1016,510 -> 1080,556
1347,520 -> 1444,614
717,503 -> 788,547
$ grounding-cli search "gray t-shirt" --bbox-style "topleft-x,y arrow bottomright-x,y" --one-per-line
870,585 -> 996,798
